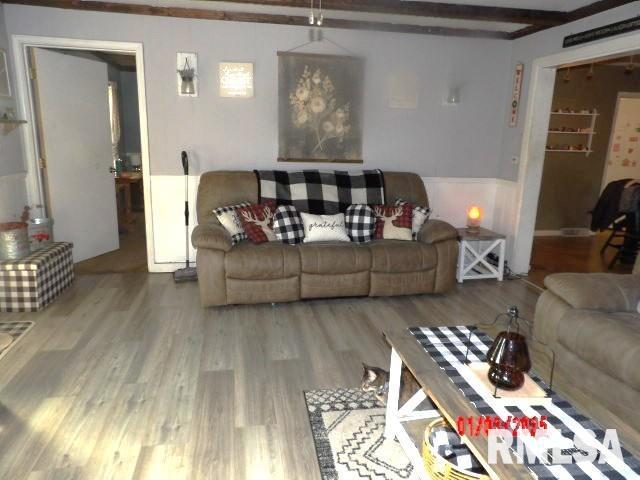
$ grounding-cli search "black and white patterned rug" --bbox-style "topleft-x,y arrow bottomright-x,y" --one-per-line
0,321 -> 34,361
304,388 -> 419,480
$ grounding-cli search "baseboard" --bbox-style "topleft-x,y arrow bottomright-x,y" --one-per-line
534,230 -> 562,237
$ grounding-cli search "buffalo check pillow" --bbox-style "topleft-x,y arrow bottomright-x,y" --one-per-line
395,198 -> 431,240
237,202 -> 278,244
213,202 -> 251,245
345,204 -> 376,243
272,205 -> 305,245
372,204 -> 413,241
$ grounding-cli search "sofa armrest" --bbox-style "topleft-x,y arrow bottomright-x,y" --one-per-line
544,273 -> 640,313
191,223 -> 233,252
417,220 -> 458,244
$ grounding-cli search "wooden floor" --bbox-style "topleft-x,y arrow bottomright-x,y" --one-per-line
0,274 -> 541,479
528,233 -> 633,287
75,213 -> 147,275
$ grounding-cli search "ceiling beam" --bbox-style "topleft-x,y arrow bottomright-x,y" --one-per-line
566,0 -> 636,22
509,0 -> 636,39
197,0 -> 568,26
2,0 -> 511,39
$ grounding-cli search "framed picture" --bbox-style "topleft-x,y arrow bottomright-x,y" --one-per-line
278,52 -> 364,163
0,50 -> 10,98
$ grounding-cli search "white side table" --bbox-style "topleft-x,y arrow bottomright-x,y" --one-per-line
456,227 -> 506,283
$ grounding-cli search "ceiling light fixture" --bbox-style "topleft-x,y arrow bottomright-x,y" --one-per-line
586,63 -> 594,80
308,0 -> 323,26
317,0 -> 324,26
625,55 -> 635,75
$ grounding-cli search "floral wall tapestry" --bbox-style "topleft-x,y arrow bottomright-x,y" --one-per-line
278,52 -> 364,163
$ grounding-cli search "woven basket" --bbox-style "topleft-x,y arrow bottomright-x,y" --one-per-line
422,418 -> 490,480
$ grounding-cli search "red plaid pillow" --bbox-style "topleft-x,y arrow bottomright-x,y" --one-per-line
372,204 -> 413,241
237,202 -> 277,244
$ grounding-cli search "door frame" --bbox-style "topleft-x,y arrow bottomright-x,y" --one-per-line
510,31 -> 640,274
599,91 -> 640,192
11,35 -> 155,271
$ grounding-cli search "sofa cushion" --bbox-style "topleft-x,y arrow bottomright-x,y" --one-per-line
395,198 -> 431,239
345,204 -> 376,243
272,205 -> 305,245
545,273 -> 640,313
369,240 -> 437,273
299,242 -> 371,275
556,308 -> 640,392
237,202 -> 278,244
372,204 -> 413,241
225,241 -> 300,280
213,202 -> 251,245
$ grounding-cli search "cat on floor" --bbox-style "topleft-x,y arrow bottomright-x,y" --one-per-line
360,363 -> 420,406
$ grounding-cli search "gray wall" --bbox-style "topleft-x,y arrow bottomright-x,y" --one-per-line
535,65 -> 640,230
499,2 -> 640,182
4,4 -> 513,178
119,70 -> 141,157
0,4 -> 25,177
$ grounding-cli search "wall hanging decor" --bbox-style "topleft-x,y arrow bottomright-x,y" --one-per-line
177,52 -> 197,97
509,63 -> 523,127
219,62 -> 254,98
388,72 -> 418,109
277,52 -> 364,163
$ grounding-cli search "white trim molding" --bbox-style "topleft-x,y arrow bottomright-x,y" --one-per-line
0,172 -> 28,221
11,35 -> 155,271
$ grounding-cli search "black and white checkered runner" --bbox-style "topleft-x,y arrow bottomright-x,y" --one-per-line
409,326 -> 640,479
255,170 -> 385,215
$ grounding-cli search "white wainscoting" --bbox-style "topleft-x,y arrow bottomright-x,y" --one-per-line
148,175 -> 519,273
149,175 -> 200,271
423,177 -> 499,228
0,173 -> 28,222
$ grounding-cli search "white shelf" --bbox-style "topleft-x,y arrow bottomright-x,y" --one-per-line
547,108 -> 597,157
550,112 -> 599,116
545,149 -> 593,153
548,131 -> 596,135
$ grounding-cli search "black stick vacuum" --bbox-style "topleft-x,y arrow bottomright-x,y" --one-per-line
173,151 -> 198,283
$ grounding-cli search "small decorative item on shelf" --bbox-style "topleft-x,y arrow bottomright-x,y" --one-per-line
0,222 -> 30,260
486,306 -> 531,391
466,205 -> 482,232
27,218 -> 53,252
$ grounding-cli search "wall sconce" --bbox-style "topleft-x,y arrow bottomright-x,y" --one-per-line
177,53 -> 197,97
219,62 -> 254,98
445,86 -> 461,105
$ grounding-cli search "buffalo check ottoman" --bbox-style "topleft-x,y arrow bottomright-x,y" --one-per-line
0,242 -> 74,312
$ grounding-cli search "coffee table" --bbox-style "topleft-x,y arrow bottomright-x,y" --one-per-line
383,326 -> 640,480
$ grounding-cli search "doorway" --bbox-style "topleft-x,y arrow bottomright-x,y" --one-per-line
28,47 -> 146,273
510,31 -> 640,280
525,53 -> 640,287
529,55 -> 640,286
12,36 -> 152,273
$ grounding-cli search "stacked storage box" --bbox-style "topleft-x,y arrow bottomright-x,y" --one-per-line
0,242 -> 74,312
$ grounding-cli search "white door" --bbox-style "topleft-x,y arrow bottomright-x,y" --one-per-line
32,48 -> 119,262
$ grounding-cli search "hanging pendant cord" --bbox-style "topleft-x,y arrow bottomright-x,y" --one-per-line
284,32 -> 357,56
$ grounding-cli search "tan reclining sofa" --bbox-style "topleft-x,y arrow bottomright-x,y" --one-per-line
534,272 -> 640,437
191,171 -> 459,306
